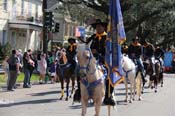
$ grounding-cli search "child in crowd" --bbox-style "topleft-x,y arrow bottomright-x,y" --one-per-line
38,53 -> 47,84
50,60 -> 57,84
2,56 -> 9,85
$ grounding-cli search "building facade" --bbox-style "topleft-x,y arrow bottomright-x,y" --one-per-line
47,1 -> 79,47
0,0 -> 43,52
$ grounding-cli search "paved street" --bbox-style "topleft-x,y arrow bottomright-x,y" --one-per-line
0,73 -> 175,116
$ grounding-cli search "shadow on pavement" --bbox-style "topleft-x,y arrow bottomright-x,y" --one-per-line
0,98 -> 59,108
29,90 -> 61,96
117,100 -> 128,105
70,102 -> 94,109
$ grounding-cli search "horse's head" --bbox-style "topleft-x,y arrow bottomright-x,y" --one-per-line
76,41 -> 96,77
122,55 -> 135,71
57,51 -> 67,65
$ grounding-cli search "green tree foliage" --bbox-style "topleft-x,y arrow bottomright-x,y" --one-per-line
58,0 -> 175,47
0,42 -> 12,60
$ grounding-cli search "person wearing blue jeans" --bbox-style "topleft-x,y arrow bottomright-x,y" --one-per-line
23,52 -> 31,88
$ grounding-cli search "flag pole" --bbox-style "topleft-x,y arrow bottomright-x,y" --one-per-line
108,79 -> 111,116
108,105 -> 111,116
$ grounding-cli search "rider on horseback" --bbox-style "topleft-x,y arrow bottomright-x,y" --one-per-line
141,39 -> 156,75
128,37 -> 147,84
155,46 -> 164,72
78,19 -> 115,106
66,38 -> 77,69
66,38 -> 81,101
121,44 -> 128,55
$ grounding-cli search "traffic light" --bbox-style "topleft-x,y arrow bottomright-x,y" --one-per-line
44,11 -> 54,31
55,23 -> 60,32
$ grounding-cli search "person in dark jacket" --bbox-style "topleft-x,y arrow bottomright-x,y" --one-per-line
23,52 -> 31,88
66,38 -> 77,68
155,46 -> 164,59
78,19 -> 115,106
27,49 -> 35,86
141,39 -> 156,75
128,37 -> 147,83
155,46 -> 164,72
7,50 -> 19,91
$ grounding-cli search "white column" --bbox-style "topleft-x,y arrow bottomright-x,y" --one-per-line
25,29 -> 30,51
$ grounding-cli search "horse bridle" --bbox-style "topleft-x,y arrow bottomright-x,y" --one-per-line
78,48 -> 96,76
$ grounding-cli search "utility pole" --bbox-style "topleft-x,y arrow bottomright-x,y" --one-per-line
42,0 -> 47,53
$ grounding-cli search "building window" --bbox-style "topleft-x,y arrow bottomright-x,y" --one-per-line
3,0 -> 8,11
2,30 -> 7,45
28,2 -> 32,17
21,0 -> 24,15
12,0 -> 16,19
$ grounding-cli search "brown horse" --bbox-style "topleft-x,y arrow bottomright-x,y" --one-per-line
143,58 -> 163,92
56,50 -> 76,101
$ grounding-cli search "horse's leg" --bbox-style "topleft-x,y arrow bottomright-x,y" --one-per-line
159,72 -> 163,87
81,97 -> 88,116
136,72 -> 142,101
129,77 -> 133,103
70,75 -> 75,98
60,77 -> 64,100
161,73 -> 164,87
141,72 -> 145,94
94,97 -> 102,116
124,78 -> 128,102
133,77 -> 136,101
65,77 -> 70,101
149,75 -> 154,89
154,75 -> 158,93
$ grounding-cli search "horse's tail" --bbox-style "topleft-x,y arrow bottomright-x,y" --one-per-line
135,72 -> 142,97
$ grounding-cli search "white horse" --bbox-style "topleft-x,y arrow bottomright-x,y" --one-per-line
122,55 -> 142,103
76,42 -> 105,116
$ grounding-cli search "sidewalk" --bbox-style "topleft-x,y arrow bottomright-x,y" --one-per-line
0,83 -> 60,104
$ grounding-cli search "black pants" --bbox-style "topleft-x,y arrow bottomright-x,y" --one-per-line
7,71 -> 18,90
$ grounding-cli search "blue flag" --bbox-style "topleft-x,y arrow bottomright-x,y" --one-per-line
105,0 -> 126,86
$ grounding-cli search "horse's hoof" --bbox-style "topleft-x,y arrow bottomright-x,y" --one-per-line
141,91 -> 144,94
59,96 -> 63,100
129,100 -> 132,103
65,97 -> 68,101
151,86 -> 154,89
138,97 -> 142,101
